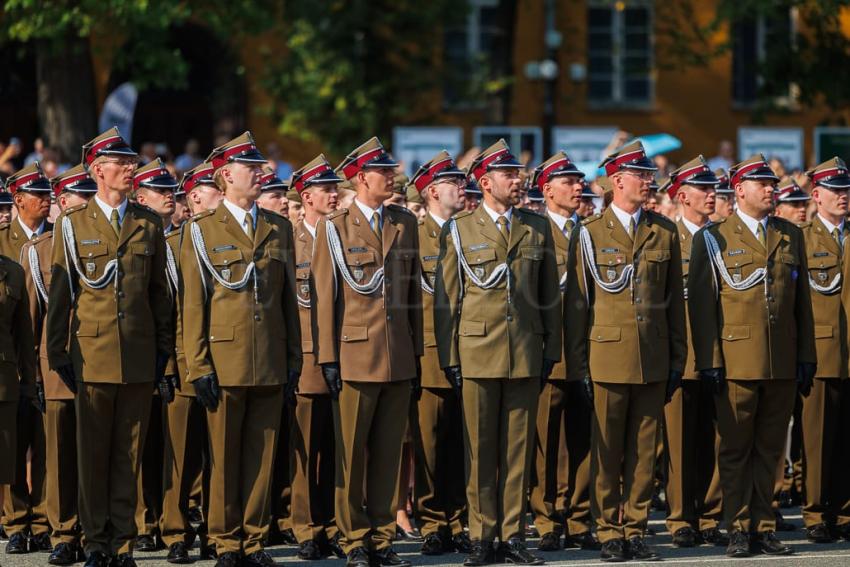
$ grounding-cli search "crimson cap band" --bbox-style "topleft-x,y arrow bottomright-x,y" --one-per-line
291,154 -> 342,193
336,137 -> 398,180
658,155 -> 718,200
82,127 -> 137,166
51,164 -> 97,196
729,154 -> 779,187
134,158 -> 178,191
260,169 -> 289,192
467,139 -> 522,181
206,131 -> 267,172
410,150 -> 465,192
774,180 -> 810,203
714,169 -> 733,195
5,162 -> 51,194
599,141 -> 657,177
806,157 -> 850,189
181,161 -> 216,193
532,151 -> 585,190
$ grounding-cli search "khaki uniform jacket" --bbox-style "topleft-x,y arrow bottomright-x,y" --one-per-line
0,218 -> 53,264
688,212 -> 816,379
801,217 -> 848,379
164,228 -> 195,396
564,207 -> 687,384
293,220 -> 327,394
546,212 -> 576,381
419,213 -> 450,388
313,204 -> 423,382
677,219 -> 699,380
180,203 -> 302,387
0,255 -> 36,401
434,205 -> 561,379
46,201 -> 172,383
21,232 -> 73,399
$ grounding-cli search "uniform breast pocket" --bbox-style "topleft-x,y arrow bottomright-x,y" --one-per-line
78,243 -> 110,279
595,253 -> 627,284
345,250 -> 379,283
421,257 -> 438,290
464,248 -> 497,281
722,253 -> 754,283
210,248 -> 245,283
808,252 -> 838,288
130,242 -> 154,275
296,267 -> 311,302
643,248 -> 670,282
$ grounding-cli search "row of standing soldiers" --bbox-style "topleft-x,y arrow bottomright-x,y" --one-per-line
0,129 -> 848,567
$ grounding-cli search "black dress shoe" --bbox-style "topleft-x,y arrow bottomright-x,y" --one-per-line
599,539 -> 627,562
699,527 -> 729,546
372,547 -> 411,567
0,526 -> 7,541
84,551 -> 112,567
243,549 -> 277,567
346,547 -> 371,567
324,533 -> 345,558
187,507 -> 203,524
536,532 -> 560,552
166,542 -> 194,564
110,552 -> 137,567
627,536 -> 660,561
834,524 -> 850,541
6,532 -> 30,554
30,532 -> 53,552
564,531 -> 600,550
198,536 -> 216,560
266,527 -> 295,547
395,526 -> 423,542
754,531 -> 793,555
725,530 -> 751,558
420,533 -> 444,555
214,551 -> 241,567
49,543 -> 81,566
774,511 -> 795,532
806,523 -> 834,543
298,540 -> 323,560
499,539 -> 544,565
671,526 -> 697,548
463,541 -> 495,567
451,532 -> 473,554
135,535 -> 157,552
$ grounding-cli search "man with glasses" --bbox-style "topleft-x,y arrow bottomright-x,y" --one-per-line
658,157 -> 726,548
407,151 -> 471,557
435,139 -> 560,566
46,127 -> 173,567
689,154 -> 815,558
1,162 -> 53,555
565,141 -> 686,562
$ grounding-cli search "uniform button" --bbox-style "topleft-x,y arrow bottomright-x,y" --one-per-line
767,260 -> 774,268
636,315 -> 644,322
768,296 -> 774,302
385,277 -> 391,285
254,315 -> 261,321
117,251 -> 123,258
255,254 -> 262,261
118,312 -> 125,319
118,291 -> 125,298
634,277 -> 641,284
117,271 -> 124,277
506,315 -> 513,322
387,314 -> 393,321
635,298 -> 642,304
767,277 -> 774,284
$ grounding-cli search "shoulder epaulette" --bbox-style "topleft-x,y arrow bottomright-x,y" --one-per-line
190,209 -> 216,223
260,207 -> 285,220
646,210 -> 677,230
387,203 -> 414,216
417,217 -> 425,226
451,210 -> 473,221
517,207 -> 545,219
165,229 -> 181,240
770,216 -> 795,229
327,208 -> 348,220
581,213 -> 603,226
30,231 -> 52,245
797,221 -> 812,229
62,202 -> 88,216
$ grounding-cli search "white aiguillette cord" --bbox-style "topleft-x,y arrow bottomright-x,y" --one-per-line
61,216 -> 118,303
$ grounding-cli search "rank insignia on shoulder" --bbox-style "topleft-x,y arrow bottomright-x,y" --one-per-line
81,239 -> 101,246
469,243 -> 489,251
348,246 -> 368,253
213,245 -> 237,252
727,249 -> 745,256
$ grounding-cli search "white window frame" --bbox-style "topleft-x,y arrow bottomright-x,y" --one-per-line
473,126 -> 543,167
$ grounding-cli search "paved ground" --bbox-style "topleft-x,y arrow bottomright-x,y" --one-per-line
2,509 -> 849,567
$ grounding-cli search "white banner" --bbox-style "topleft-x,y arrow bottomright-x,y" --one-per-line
98,82 -> 138,144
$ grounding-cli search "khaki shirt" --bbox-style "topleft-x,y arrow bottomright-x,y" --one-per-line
293,220 -> 327,394
0,255 -> 36,401
47,201 -> 173,383
565,207 -> 687,384
434,205 -> 561,379
688,212 -> 816,380
419,213 -> 449,388
801,217 -> 848,379
180,202 -> 302,387
312,204 -> 423,382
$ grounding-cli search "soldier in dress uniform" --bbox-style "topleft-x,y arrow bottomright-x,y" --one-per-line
257,168 -> 291,218
46,127 -> 173,567
180,132 -> 302,567
159,162 -> 220,564
20,165 -> 96,565
564,141 -> 686,562
311,137 -> 422,567
773,180 -> 810,224
286,155 -> 344,560
406,151 -> 471,557
688,154 -> 816,558
434,139 -> 560,566
799,158 -> 850,543
657,157 -> 727,548
0,162 -> 52,555
576,180 -> 597,219
0,191 -> 13,224
711,170 -> 735,222
527,151 -> 598,552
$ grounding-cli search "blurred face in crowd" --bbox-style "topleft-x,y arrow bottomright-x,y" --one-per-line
612,169 -> 652,211
91,156 -> 138,194
59,191 -> 92,211
288,201 -> 304,224
383,193 -> 406,207
577,197 -> 596,217
220,162 -> 263,204
135,186 -> 176,218
774,201 -> 808,223
14,190 -> 51,225
643,192 -> 659,212
0,205 -> 12,224
189,184 -> 223,213
713,194 -> 735,219
407,202 -> 425,219
257,189 -> 289,216
678,183 -> 716,219
427,176 -> 466,219
480,168 -> 522,210
303,184 -> 339,217
543,175 -> 583,216
171,194 -> 190,227
735,179 -> 775,219
812,185 -> 849,224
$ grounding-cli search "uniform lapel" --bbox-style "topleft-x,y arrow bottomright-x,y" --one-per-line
216,202 -> 254,250
117,206 -> 143,249
382,207 -> 400,255
349,204 -> 383,252
507,210 -> 530,252
632,212 -> 654,252
473,205 -> 507,254
676,219 -> 692,259
548,215 -> 569,254
602,207 -> 633,252
87,202 -> 118,245
253,210 -> 274,251
812,215 -> 841,257
731,212 -> 765,258
765,217 -> 783,259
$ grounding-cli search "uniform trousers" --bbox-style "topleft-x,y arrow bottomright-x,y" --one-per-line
3,400 -> 48,536
44,400 -> 79,546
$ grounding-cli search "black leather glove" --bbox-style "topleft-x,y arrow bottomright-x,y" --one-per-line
56,364 -> 77,395
444,366 -> 462,397
157,374 -> 176,403
665,370 -> 683,403
193,373 -> 220,410
155,351 -> 170,383
699,367 -> 726,395
33,382 -> 46,414
581,376 -> 594,408
411,358 -> 422,402
321,363 -> 342,400
540,358 -> 557,391
796,362 -> 817,397
284,369 -> 301,407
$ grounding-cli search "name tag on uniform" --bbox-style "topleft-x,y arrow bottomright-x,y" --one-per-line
469,243 -> 489,251
348,246 -> 368,253
601,247 -> 619,253
727,249 -> 745,256
213,245 -> 236,252
814,252 -> 830,258
423,255 -> 439,261
296,262 -> 311,268
81,239 -> 101,246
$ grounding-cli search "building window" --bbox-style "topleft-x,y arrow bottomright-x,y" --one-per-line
731,9 -> 795,107
443,0 -> 508,108
587,1 -> 654,108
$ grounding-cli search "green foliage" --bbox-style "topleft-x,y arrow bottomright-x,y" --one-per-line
260,0 -> 460,157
